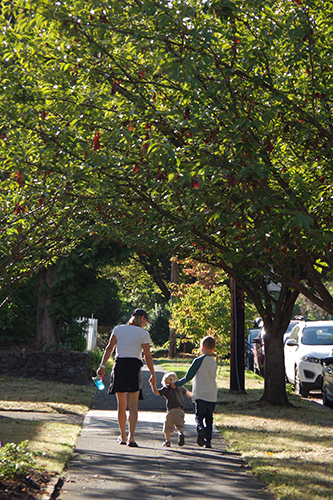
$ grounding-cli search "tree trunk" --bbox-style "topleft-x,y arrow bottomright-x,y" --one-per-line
34,265 -> 60,349
168,258 -> 178,358
260,322 -> 290,406
229,278 -> 245,392
168,329 -> 177,358
247,284 -> 300,406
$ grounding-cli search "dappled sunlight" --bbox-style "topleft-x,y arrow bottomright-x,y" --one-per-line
250,458 -> 333,500
214,402 -> 333,500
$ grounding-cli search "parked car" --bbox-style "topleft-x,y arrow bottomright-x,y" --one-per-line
253,319 -> 302,377
245,328 -> 260,371
283,319 -> 301,344
253,327 -> 265,376
322,356 -> 333,408
285,321 -> 333,397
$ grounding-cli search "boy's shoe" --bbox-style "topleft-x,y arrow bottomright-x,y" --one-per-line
197,428 -> 205,446
204,441 -> 212,448
178,433 -> 185,446
162,441 -> 171,447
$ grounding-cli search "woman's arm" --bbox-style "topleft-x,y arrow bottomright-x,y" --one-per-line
151,383 -> 159,396
142,343 -> 157,386
97,334 -> 117,377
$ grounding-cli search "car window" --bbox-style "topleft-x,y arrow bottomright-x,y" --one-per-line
286,321 -> 298,334
301,327 -> 333,345
289,326 -> 299,342
249,330 -> 260,342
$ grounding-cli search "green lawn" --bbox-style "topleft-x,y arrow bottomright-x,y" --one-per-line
0,376 -> 95,474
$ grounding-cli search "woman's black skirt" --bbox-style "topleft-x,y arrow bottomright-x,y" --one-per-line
108,357 -> 144,399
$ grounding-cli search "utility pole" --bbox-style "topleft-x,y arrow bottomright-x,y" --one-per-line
168,257 -> 178,358
229,277 -> 245,392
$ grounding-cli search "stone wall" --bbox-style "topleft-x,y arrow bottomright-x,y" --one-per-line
0,350 -> 93,385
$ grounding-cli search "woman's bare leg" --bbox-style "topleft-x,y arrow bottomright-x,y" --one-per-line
127,391 -> 140,443
116,392 -> 127,442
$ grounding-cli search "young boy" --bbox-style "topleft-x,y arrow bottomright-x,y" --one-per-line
151,371 -> 192,447
173,336 -> 217,448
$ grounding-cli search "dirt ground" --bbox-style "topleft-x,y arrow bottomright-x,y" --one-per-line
0,468 -> 58,500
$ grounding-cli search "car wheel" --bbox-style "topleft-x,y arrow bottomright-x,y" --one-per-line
322,388 -> 333,409
294,368 -> 309,398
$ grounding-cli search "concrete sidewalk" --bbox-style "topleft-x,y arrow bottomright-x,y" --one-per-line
57,365 -> 274,500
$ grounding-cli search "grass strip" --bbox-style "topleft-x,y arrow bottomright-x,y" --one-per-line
0,376 -> 95,475
0,417 -> 82,474
0,375 -> 95,414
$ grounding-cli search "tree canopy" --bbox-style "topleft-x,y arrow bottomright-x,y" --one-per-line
170,259 -> 257,355
170,263 -> 232,355
1,0 -> 332,306
1,0 -> 333,404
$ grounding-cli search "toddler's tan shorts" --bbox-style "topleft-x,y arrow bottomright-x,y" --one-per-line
164,408 -> 185,433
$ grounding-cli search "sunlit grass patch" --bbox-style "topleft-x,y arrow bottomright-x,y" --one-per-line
154,358 -> 195,380
0,417 -> 81,474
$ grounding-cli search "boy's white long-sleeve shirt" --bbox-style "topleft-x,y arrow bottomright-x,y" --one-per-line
175,354 -> 217,402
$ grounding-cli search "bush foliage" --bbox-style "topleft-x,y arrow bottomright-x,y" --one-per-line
148,304 -> 171,347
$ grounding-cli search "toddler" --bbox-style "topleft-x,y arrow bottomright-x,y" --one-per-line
151,371 -> 192,447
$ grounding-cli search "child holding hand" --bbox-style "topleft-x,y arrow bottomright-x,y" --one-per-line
173,336 -> 217,448
151,371 -> 192,447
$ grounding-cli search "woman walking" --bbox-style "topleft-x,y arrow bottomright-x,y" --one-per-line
97,308 -> 156,447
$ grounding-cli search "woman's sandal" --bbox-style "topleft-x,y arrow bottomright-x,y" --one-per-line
117,436 -> 126,445
127,441 -> 139,447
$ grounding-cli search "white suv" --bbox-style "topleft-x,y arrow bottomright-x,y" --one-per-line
284,321 -> 333,397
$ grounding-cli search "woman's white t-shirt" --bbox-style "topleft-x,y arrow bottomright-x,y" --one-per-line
112,324 -> 151,360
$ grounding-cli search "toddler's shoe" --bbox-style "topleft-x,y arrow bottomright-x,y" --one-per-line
178,433 -> 185,446
197,428 -> 205,446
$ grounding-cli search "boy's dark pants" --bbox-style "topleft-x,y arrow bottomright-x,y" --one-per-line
195,399 -> 216,443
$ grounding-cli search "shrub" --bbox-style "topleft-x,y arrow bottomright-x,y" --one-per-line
0,441 -> 36,479
148,304 -> 171,347
91,349 -> 113,374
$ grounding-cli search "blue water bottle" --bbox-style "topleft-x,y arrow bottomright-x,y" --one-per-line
92,375 -> 105,391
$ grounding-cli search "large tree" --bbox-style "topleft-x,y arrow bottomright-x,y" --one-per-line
1,0 -> 333,405
34,238 -> 130,348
